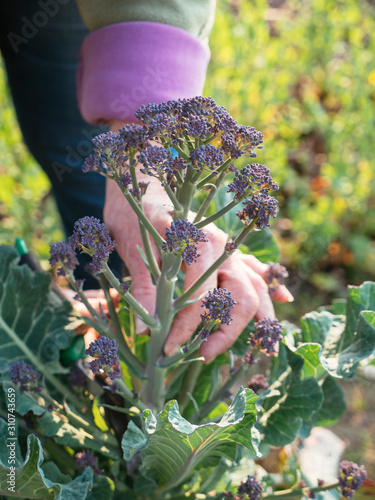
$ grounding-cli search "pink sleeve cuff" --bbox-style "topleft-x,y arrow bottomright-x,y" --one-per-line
77,22 -> 211,125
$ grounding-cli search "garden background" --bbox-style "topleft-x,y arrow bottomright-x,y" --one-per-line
0,0 -> 374,482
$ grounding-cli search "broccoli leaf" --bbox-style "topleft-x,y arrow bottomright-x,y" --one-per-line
121,388 -> 259,492
0,424 -> 93,499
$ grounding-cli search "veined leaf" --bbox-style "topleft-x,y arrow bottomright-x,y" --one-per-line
311,376 -> 346,426
257,357 -> 323,446
38,411 -> 120,459
122,388 -> 259,492
0,427 -> 93,499
299,307 -> 375,378
0,245 -> 74,374
345,282 -> 375,338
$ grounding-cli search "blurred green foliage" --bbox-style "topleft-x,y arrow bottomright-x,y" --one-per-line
206,0 -> 375,314
0,60 -> 63,261
1,0 -> 375,312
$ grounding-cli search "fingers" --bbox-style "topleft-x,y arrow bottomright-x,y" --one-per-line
199,258 -> 260,363
164,228 -> 226,355
241,265 -> 276,321
238,254 -> 294,303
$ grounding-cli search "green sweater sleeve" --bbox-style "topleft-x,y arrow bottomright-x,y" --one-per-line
75,0 -> 216,40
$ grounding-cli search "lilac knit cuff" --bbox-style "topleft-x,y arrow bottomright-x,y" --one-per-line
77,22 -> 210,125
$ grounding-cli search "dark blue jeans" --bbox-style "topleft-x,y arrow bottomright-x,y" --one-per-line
0,0 -> 122,287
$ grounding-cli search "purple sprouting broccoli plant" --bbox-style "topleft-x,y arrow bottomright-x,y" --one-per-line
200,288 -> 237,326
49,241 -> 79,276
248,318 -> 283,355
247,374 -> 269,394
264,262 -> 289,291
162,219 -> 208,265
338,460 -> 368,499
189,144 -> 224,171
68,216 -> 116,274
237,476 -> 263,500
228,163 -> 278,200
75,450 -> 102,475
8,361 -> 42,393
20,95 -> 372,500
237,193 -> 278,229
84,336 -> 121,380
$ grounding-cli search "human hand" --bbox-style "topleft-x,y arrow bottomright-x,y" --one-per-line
103,121 -> 292,363
103,173 -> 293,363
62,287 -> 120,347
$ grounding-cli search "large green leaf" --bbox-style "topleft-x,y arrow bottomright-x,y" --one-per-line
38,411 -> 120,459
0,245 -> 74,374
86,475 -> 115,500
122,388 -> 259,492
257,357 -> 323,446
345,282 -> 375,338
0,426 -> 93,499
311,376 -> 346,426
299,308 -> 375,378
2,379 -> 46,417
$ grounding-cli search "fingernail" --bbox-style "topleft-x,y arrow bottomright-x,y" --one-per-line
135,317 -> 148,334
164,344 -> 178,356
285,290 -> 294,302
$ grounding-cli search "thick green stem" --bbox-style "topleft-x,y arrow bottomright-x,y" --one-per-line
193,169 -> 228,224
97,274 -> 146,379
198,364 -> 251,420
173,144 -> 190,161
174,220 -> 257,310
163,181 -> 182,212
175,168 -> 196,219
139,223 -> 161,283
121,189 -> 164,248
66,270 -> 102,325
157,335 -> 203,368
129,165 -> 161,282
173,253 -> 228,310
115,379 -> 147,412
143,254 -> 179,410
234,219 -> 257,246
177,361 -> 202,414
97,274 -> 125,339
102,263 -> 157,328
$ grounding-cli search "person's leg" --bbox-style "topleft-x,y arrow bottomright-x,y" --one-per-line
0,0 -> 122,287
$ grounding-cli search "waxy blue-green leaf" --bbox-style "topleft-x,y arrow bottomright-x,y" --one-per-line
292,343 -> 326,379
0,431 -> 93,499
0,418 -> 23,468
122,388 -> 259,491
300,307 -> 375,378
311,376 -> 346,426
86,475 -> 115,500
257,364 -> 323,446
121,421 -> 149,461
38,411 -> 120,459
0,245 -> 74,374
345,282 -> 375,338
